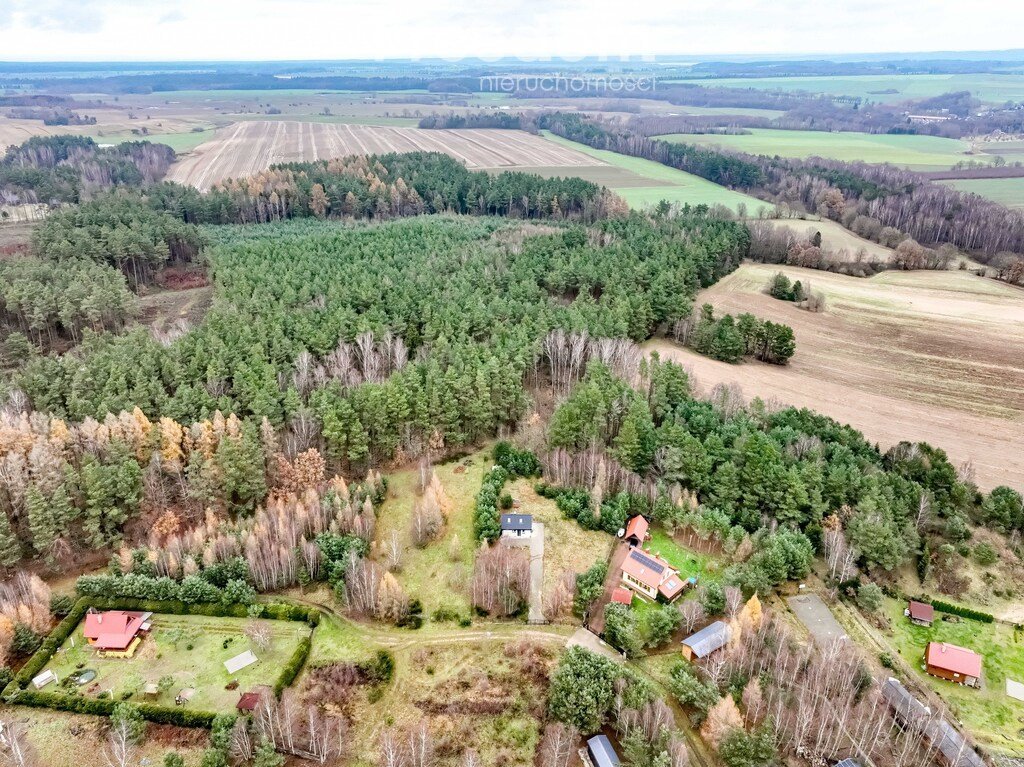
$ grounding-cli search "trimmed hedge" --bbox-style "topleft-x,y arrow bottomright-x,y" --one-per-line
273,636 -> 311,698
928,599 -> 995,624
3,688 -> 217,727
4,595 -> 319,726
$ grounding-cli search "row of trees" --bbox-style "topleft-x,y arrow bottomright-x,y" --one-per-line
677,304 -> 796,365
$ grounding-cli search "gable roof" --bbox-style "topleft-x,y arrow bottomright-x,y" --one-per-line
611,587 -> 633,605
681,620 -> 731,658
622,547 -> 670,589
82,610 -> 145,650
658,573 -> 685,601
587,735 -> 620,767
624,515 -> 649,542
927,718 -> 986,767
500,513 -> 532,531
237,691 -> 262,711
908,601 -> 934,622
835,760 -> 862,767
926,642 -> 982,678
880,677 -> 930,726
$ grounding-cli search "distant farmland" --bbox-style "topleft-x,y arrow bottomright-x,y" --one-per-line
657,129 -> 987,170
647,264 -> 1024,491
539,132 -> 770,215
166,120 -> 604,189
939,177 -> 1024,209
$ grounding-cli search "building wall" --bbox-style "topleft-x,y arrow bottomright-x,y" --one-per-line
926,664 -> 978,686
621,572 -> 656,599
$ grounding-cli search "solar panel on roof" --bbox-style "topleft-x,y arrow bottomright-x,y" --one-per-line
629,549 -> 665,574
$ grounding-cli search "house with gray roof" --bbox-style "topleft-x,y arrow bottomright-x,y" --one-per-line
680,620 -> 731,660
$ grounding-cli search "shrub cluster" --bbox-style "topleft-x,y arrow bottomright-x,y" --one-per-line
493,442 -> 542,477
474,466 -> 510,543
76,573 -> 258,606
2,689 -> 218,728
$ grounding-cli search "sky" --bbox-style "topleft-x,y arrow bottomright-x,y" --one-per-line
1,0 -> 1024,62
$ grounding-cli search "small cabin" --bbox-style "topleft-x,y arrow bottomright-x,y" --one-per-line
680,621 -> 731,661
623,515 -> 649,547
500,513 -> 533,539
587,734 -> 620,767
905,600 -> 934,627
925,642 -> 982,687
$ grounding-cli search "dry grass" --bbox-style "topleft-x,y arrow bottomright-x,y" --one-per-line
506,478 -> 612,597
646,263 -> 1024,491
371,447 -> 492,616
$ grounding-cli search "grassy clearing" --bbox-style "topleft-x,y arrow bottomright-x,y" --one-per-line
14,707 -> 208,767
882,597 -> 1024,754
344,637 -> 556,767
658,129 -> 981,170
372,447 -> 491,617
506,478 -> 612,596
41,613 -> 310,713
134,129 -> 218,153
645,527 -> 722,584
766,217 -> 896,262
664,73 -> 1024,104
540,131 -> 770,215
939,177 -> 1024,209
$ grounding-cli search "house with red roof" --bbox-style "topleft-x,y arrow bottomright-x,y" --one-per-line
906,600 -> 934,627
82,610 -> 149,654
620,546 -> 684,602
623,515 -> 649,547
925,642 -> 982,687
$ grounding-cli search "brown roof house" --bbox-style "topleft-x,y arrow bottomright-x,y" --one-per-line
906,601 -> 934,626
620,547 -> 684,602
925,642 -> 982,688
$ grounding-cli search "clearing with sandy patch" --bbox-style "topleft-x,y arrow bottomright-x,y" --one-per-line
646,264 -> 1024,491
167,121 -> 605,189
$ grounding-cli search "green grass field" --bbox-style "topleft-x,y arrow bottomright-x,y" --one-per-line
373,447 -> 491,616
42,613 -> 310,713
131,129 -> 217,153
939,177 -> 1024,209
657,129 -> 983,170
883,598 -> 1024,754
645,527 -> 721,584
541,132 -> 769,214
664,73 -> 1024,104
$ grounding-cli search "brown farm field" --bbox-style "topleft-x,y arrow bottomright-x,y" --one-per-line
646,264 -> 1024,491
166,121 -> 604,189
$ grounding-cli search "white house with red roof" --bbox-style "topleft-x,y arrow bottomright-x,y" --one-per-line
82,610 -> 150,653
620,546 -> 684,602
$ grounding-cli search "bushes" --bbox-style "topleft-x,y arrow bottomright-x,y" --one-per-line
273,636 -> 311,698
474,466 -> 509,543
928,599 -> 994,624
356,649 -> 395,686
574,561 -> 608,618
493,442 -> 542,477
12,597 -> 90,689
71,595 -> 318,626
3,688 -> 218,728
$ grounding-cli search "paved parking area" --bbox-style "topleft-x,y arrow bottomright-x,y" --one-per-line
788,593 -> 849,645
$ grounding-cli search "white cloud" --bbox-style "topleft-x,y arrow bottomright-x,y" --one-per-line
0,0 -> 1022,61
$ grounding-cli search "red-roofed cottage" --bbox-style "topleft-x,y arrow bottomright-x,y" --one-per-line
925,642 -> 982,687
83,610 -> 148,653
620,547 -> 685,603
623,515 -> 649,547
906,601 -> 934,627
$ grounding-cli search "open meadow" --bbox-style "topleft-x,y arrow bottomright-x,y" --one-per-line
540,131 -> 770,214
665,73 -> 1024,104
881,597 -> 1024,756
41,613 -> 311,713
166,121 -> 605,189
766,217 -> 897,263
939,177 -> 1024,209
658,129 -> 986,170
645,264 -> 1024,491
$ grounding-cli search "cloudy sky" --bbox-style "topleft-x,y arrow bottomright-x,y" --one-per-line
1,0 -> 1022,61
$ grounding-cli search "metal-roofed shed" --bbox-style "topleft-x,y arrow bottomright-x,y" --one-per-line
587,734 -> 620,767
680,620 -> 731,660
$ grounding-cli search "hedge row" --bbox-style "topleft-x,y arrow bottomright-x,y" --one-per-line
12,597 -> 91,690
4,595 -> 319,727
928,599 -> 995,624
80,596 -> 320,626
2,688 -> 218,728
273,636 -> 312,698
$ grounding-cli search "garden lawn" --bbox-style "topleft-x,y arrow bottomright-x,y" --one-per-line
883,597 -> 1024,755
372,447 -> 491,617
540,132 -> 770,215
41,613 -> 310,713
658,129 -> 981,170
646,527 -> 721,585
